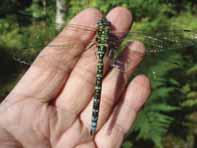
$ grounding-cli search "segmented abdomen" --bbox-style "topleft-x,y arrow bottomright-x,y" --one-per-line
90,47 -> 106,135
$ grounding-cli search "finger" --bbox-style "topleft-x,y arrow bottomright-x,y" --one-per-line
56,7 -> 132,116
76,142 -> 96,148
6,8 -> 101,103
95,75 -> 151,148
81,40 -> 145,134
0,126 -> 22,148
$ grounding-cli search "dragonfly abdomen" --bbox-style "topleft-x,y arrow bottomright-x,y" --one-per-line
90,58 -> 104,135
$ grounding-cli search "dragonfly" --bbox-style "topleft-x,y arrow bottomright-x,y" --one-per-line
90,17 -> 112,135
12,16 -> 196,135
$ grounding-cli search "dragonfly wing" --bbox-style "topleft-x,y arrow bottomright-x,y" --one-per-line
15,40 -> 97,71
106,32 -> 135,72
107,29 -> 196,72
121,30 -> 196,53
11,22 -> 98,66
110,59 -> 129,72
107,42 -> 130,72
65,23 -> 97,32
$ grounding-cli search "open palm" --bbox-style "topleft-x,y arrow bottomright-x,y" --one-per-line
0,7 -> 150,148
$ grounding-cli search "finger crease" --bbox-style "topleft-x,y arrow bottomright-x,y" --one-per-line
72,66 -> 97,87
113,122 -> 126,136
99,94 -> 116,115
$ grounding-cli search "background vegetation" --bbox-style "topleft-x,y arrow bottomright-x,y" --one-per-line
0,0 -> 197,147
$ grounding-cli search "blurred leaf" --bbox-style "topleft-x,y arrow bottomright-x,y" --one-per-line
186,64 -> 197,76
122,141 -> 133,148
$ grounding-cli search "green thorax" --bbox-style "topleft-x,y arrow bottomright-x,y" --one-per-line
96,17 -> 111,45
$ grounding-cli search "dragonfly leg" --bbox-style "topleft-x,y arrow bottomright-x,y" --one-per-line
86,41 -> 96,50
84,37 -> 96,49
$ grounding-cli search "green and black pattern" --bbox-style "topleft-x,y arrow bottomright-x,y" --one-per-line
90,17 -> 111,135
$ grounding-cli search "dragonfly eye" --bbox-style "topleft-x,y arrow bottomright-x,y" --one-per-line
97,18 -> 111,27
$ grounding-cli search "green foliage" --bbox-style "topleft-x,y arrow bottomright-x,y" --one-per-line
130,78 -> 180,147
0,0 -> 197,147
0,0 -> 19,15
122,141 -> 133,148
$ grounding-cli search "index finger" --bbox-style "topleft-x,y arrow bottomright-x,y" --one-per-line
6,8 -> 102,103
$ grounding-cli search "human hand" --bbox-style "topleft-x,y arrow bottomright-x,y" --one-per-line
0,7 -> 151,148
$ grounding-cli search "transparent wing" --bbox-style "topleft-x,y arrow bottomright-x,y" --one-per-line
106,29 -> 197,72
12,23 -> 197,73
14,40 -> 97,68
11,24 -> 110,71
65,23 -> 97,32
115,29 -> 196,53
65,25 -> 197,54
11,23 -> 98,66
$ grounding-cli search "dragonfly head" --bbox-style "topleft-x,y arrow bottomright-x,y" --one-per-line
96,17 -> 111,27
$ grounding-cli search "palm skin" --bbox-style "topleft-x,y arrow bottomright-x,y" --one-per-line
0,7 -> 151,148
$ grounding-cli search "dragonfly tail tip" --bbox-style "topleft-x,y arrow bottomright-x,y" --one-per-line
90,129 -> 96,136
